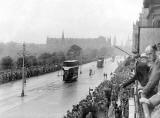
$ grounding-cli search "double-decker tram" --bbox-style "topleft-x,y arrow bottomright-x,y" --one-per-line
97,57 -> 104,68
62,60 -> 79,82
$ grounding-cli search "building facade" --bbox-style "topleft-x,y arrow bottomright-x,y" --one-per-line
46,33 -> 111,53
132,0 -> 160,52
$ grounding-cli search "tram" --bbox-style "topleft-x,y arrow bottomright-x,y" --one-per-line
97,57 -> 104,68
62,60 -> 79,82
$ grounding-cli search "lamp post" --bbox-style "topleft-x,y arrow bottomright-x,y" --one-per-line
80,51 -> 82,74
21,42 -> 25,97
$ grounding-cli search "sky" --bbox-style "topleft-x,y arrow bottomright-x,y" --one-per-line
0,0 -> 143,44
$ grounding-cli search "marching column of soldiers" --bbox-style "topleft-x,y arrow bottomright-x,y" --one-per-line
0,64 -> 62,84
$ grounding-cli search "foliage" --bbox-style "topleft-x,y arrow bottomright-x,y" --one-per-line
38,53 -> 52,60
98,47 -> 107,57
1,56 -> 14,69
26,56 -> 38,67
56,51 -> 65,63
37,52 -> 65,65
66,44 -> 82,60
38,53 -> 52,65
16,57 -> 29,68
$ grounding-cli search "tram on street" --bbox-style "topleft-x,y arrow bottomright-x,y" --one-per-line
62,60 -> 79,82
97,57 -> 104,68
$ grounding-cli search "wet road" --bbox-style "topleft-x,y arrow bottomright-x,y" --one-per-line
0,58 -> 118,118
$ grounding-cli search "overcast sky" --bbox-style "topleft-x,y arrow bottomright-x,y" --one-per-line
0,0 -> 143,44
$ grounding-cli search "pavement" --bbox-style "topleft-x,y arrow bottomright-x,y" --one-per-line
0,58 -> 118,118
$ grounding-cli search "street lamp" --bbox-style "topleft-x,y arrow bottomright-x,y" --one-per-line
79,51 -> 82,74
21,42 -> 25,97
17,42 -> 33,97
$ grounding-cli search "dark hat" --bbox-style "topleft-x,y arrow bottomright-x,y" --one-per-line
152,44 -> 157,51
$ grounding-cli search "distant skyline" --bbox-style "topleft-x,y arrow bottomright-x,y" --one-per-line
0,0 -> 143,44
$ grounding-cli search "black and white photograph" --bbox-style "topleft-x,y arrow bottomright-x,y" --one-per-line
0,0 -> 160,118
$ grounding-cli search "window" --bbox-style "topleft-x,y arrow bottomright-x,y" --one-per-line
153,19 -> 160,27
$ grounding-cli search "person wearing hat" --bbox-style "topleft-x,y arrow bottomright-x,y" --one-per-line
141,44 -> 160,98
157,43 -> 160,51
120,59 -> 150,89
145,44 -> 157,67
139,60 -> 160,117
140,53 -> 149,63
121,44 -> 158,89
138,43 -> 160,117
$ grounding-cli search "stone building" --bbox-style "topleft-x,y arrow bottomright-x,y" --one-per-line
143,0 -> 160,27
46,32 -> 111,53
132,0 -> 160,52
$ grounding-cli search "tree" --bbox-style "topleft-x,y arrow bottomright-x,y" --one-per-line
98,47 -> 107,57
51,52 -> 58,64
38,53 -> 52,60
38,53 -> 52,65
1,56 -> 14,70
56,51 -> 65,63
27,56 -> 38,67
67,45 -> 82,60
16,57 -> 29,68
90,49 -> 98,59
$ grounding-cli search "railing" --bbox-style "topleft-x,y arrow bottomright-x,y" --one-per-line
134,80 -> 151,118
140,93 -> 150,118
134,80 -> 140,118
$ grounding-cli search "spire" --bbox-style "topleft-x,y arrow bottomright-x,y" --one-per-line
62,31 -> 64,40
61,31 -> 65,51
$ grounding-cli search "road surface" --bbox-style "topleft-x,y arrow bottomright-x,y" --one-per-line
0,58 -> 118,118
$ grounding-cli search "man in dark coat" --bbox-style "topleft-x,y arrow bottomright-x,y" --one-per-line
121,44 -> 158,89
121,61 -> 150,88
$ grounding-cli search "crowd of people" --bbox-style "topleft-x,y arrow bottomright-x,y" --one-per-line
138,43 -> 160,118
119,43 -> 160,118
67,43 -> 160,118
64,42 -> 160,118
64,62 -> 133,118
64,80 -> 117,118
0,64 -> 61,84
63,51 -> 140,118
6,42 -> 160,118
0,58 -> 97,85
